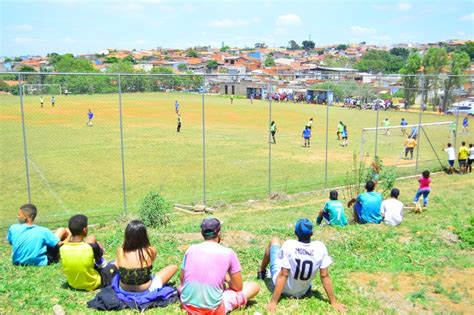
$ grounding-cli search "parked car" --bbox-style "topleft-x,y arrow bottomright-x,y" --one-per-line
446,106 -> 474,116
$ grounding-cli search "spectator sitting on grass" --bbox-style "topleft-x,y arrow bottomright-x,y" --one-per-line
60,214 -> 118,291
257,218 -> 346,313
116,220 -> 177,293
7,204 -> 70,266
180,218 -> 260,314
348,180 -> 383,224
316,190 -> 347,227
381,188 -> 404,226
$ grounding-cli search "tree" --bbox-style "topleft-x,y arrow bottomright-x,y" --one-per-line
177,63 -> 187,72
186,49 -> 198,58
442,51 -> 470,110
389,47 -> 410,60
255,43 -> 267,49
123,55 -> 135,64
206,60 -> 219,72
301,40 -> 315,51
458,41 -> 474,61
19,65 -> 35,72
220,45 -> 230,52
399,53 -> 422,108
322,55 -> 353,68
104,56 -> 120,63
14,57 -> 22,62
355,50 -> 404,73
316,49 -> 325,55
288,40 -> 300,50
336,44 -> 348,51
4,57 -> 12,63
421,48 -> 448,106
264,55 -> 275,67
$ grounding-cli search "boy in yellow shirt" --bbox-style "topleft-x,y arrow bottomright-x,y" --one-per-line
458,141 -> 469,174
60,215 -> 117,291
404,136 -> 417,159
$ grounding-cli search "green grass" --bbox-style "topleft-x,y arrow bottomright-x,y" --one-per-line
1,91 -> 466,227
0,173 -> 473,314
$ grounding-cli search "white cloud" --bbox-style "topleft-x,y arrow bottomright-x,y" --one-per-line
397,2 -> 412,11
350,26 -> 376,35
209,18 -> 249,28
460,13 -> 474,21
13,37 -> 46,43
276,14 -> 302,27
9,24 -> 34,31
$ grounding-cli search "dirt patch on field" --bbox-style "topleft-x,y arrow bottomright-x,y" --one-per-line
350,268 -> 474,313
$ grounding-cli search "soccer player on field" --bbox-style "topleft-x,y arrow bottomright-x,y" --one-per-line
400,118 -> 408,136
302,126 -> 311,148
174,100 -> 180,114
382,118 -> 390,136
40,96 -> 44,108
404,136 -> 417,159
341,124 -> 348,147
443,143 -> 456,174
87,109 -> 94,127
177,114 -> 182,133
462,116 -> 469,134
257,218 -> 346,313
458,141 -> 469,174
336,121 -> 344,140
51,96 -> 55,108
270,121 -> 278,144
306,118 -> 314,130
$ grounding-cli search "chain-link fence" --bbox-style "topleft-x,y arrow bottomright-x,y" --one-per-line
1,72 -> 473,227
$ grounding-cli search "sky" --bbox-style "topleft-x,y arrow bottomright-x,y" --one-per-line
1,0 -> 473,57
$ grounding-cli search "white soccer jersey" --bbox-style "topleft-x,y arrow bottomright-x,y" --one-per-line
273,240 -> 332,297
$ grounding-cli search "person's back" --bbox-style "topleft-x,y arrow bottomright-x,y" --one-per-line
459,145 -> 469,160
318,191 -> 347,227
61,241 -> 101,290
180,241 -> 240,309
8,224 -> 59,266
357,191 -> 382,223
276,239 -> 331,297
381,188 -> 403,226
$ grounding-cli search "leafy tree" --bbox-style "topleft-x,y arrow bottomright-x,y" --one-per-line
220,45 -> 230,52
255,42 -> 267,49
19,65 -> 35,72
206,60 -> 219,72
14,57 -> 22,62
123,55 -> 135,64
264,55 -> 275,67
399,53 -> 422,108
47,53 -> 61,65
186,49 -> 198,58
336,44 -> 348,51
177,63 -> 187,72
458,41 -> 474,61
0,80 -> 11,92
316,49 -> 325,55
104,56 -> 120,63
301,40 -> 315,51
389,47 -> 410,60
421,48 -> 448,105
4,57 -> 12,62
288,40 -> 300,50
355,50 -> 404,73
442,51 -> 470,110
322,56 -> 353,68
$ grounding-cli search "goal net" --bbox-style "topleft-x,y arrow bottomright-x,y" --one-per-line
23,84 -> 62,95
360,121 -> 454,175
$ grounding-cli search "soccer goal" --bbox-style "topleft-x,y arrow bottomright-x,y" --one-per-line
360,121 -> 454,171
23,84 -> 62,95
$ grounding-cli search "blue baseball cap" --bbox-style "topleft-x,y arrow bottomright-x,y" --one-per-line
295,218 -> 313,238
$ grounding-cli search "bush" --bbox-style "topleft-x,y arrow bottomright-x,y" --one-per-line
139,191 -> 171,228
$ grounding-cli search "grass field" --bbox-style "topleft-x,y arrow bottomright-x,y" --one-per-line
0,173 -> 473,314
0,92 -> 471,227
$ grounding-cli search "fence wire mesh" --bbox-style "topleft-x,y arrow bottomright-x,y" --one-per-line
1,72 -> 472,227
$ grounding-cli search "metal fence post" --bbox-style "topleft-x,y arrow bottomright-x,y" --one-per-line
374,75 -> 381,158
268,81 -> 272,197
415,76 -> 424,172
324,84 -> 329,189
118,74 -> 127,215
19,74 -> 32,203
202,80 -> 206,205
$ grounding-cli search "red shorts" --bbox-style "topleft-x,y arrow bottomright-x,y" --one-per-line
182,290 -> 247,314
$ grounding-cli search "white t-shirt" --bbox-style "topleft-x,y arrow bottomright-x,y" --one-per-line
273,240 -> 332,297
469,147 -> 474,160
381,198 -> 404,226
444,147 -> 455,161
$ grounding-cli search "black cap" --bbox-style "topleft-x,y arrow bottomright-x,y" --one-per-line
201,218 -> 221,238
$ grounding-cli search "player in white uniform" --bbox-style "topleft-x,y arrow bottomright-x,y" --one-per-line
257,218 -> 346,313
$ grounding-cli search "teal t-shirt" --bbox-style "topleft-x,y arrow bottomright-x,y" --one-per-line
356,192 -> 383,223
7,224 -> 59,266
323,200 -> 347,226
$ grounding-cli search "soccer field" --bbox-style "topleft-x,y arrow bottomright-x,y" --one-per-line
0,92 -> 466,226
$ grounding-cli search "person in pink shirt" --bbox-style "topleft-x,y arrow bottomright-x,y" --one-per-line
179,218 -> 260,314
413,170 -> 431,207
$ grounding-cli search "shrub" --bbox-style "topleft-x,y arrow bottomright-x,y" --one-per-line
139,191 -> 171,228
